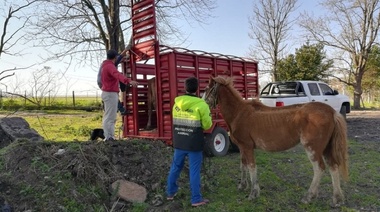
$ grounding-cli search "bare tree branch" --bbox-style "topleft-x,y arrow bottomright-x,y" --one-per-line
27,0 -> 216,69
248,0 -> 299,81
4,91 -> 38,105
300,0 -> 380,109
1,0 -> 38,58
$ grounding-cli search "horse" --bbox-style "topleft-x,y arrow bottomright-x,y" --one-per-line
146,77 -> 156,130
203,76 -> 349,206
244,98 -> 304,111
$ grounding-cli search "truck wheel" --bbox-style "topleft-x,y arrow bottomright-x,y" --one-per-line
340,105 -> 346,119
204,127 -> 230,157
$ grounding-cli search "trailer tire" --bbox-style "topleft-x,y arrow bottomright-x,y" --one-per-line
204,127 -> 230,157
340,105 -> 346,119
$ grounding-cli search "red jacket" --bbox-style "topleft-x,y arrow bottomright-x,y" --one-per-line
100,60 -> 131,92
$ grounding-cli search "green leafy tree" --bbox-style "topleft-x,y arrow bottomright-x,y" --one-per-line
277,43 -> 333,81
361,45 -> 380,103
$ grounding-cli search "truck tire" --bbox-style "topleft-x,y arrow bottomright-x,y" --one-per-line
340,105 -> 347,119
204,127 -> 230,157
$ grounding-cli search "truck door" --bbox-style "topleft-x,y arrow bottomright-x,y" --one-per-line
306,82 -> 340,111
317,83 -> 341,111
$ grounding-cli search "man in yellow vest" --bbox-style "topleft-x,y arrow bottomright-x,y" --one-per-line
166,77 -> 212,207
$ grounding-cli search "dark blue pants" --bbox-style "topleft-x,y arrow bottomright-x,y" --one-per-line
167,148 -> 203,204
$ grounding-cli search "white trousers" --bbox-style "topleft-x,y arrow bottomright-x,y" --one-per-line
101,91 -> 119,140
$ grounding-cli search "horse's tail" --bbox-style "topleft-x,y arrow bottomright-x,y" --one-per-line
330,113 -> 349,181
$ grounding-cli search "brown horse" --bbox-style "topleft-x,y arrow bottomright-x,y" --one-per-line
146,77 -> 156,130
204,76 -> 349,206
245,98 -> 304,111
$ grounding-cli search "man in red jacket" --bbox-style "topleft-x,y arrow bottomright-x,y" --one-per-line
101,49 -> 138,141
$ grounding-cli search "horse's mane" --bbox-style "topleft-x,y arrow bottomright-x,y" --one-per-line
212,76 -> 233,86
212,76 -> 243,101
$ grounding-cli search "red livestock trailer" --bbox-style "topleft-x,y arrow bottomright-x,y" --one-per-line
121,0 -> 259,156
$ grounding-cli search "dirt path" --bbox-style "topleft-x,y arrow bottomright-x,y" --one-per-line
346,110 -> 380,142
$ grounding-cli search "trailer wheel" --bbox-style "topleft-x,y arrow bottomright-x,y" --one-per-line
340,105 -> 346,119
204,127 -> 230,157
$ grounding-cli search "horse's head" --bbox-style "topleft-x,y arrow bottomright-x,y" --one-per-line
203,77 -> 219,109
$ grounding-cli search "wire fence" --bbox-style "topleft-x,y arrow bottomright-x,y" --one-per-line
0,90 -> 103,110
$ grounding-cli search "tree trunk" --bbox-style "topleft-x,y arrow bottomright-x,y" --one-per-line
109,0 -> 120,51
352,73 -> 363,109
353,91 -> 361,109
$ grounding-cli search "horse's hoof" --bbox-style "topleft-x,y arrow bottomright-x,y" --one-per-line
301,195 -> 312,204
247,189 -> 260,200
332,196 -> 344,207
331,202 -> 342,208
238,182 -> 248,190
247,193 -> 258,201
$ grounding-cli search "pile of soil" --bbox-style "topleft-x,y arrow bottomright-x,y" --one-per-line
0,139 -> 177,211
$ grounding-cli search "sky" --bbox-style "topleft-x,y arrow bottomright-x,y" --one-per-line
1,0 -> 323,96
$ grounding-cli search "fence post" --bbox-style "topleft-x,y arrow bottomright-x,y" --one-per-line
72,91 -> 75,107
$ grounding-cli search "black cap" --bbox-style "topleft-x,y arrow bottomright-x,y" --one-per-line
107,49 -> 118,59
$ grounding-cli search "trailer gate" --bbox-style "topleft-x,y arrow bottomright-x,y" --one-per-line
122,0 -> 259,154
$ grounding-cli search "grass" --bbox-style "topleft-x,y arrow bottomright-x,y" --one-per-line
11,110 -> 123,141
170,144 -> 379,211
0,110 -> 379,211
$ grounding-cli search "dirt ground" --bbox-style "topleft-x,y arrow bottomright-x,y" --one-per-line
0,110 -> 379,211
346,110 -> 380,142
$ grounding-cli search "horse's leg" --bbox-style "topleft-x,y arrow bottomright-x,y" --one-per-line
231,138 -> 249,191
238,154 -> 249,190
302,149 -> 324,203
243,149 -> 260,200
146,102 -> 152,130
329,165 -> 344,207
145,78 -> 155,130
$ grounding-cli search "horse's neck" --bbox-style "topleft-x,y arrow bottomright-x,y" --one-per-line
218,86 -> 246,119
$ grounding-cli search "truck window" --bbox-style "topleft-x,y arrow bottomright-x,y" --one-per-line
297,84 -> 305,96
278,82 -> 297,94
319,83 -> 334,95
308,83 -> 320,96
260,84 -> 271,96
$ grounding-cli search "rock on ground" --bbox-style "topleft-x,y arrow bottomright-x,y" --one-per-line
111,180 -> 147,203
0,117 -> 44,148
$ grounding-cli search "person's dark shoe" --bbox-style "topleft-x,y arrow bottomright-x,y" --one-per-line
119,108 -> 131,115
121,111 -> 132,115
191,199 -> 209,207
166,192 -> 177,201
120,110 -> 129,115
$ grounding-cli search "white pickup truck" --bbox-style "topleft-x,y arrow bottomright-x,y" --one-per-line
259,81 -> 351,117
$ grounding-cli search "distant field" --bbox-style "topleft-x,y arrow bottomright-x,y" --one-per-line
0,96 -> 102,109
1,110 -> 123,142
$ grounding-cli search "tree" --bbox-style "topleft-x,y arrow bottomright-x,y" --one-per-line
361,45 -> 380,104
28,0 -> 216,68
300,0 -> 380,109
28,66 -> 61,107
0,0 -> 38,82
277,43 -> 333,81
248,0 -> 298,81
